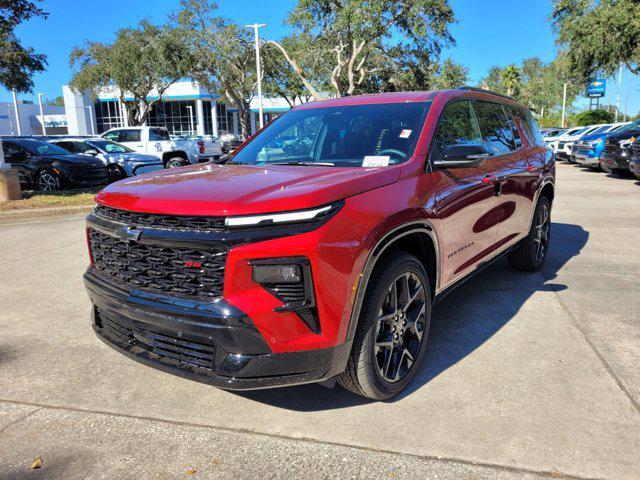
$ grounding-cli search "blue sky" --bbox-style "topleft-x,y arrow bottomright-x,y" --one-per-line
3,0 -> 639,117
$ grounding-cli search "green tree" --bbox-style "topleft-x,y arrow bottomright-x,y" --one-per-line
432,58 -> 468,89
176,0 -> 256,136
70,20 -> 191,126
0,0 -> 48,92
45,96 -> 64,107
574,108 -> 614,125
500,64 -> 522,97
551,0 -> 640,81
270,0 -> 456,99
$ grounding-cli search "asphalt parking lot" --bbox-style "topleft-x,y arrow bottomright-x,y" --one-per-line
1,162 -> 639,480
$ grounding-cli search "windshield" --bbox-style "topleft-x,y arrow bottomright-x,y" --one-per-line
589,125 -> 610,134
230,103 -> 430,167
16,140 -> 70,156
88,140 -> 132,153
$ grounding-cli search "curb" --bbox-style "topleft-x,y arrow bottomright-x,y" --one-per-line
0,205 -> 93,224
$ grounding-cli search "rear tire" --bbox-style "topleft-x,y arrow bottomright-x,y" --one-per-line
338,252 -> 431,400
508,196 -> 551,272
166,158 -> 186,169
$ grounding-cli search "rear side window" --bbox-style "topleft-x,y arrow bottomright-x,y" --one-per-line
150,128 -> 170,141
430,100 -> 483,162
121,129 -> 141,142
473,101 -> 516,156
516,108 -> 545,146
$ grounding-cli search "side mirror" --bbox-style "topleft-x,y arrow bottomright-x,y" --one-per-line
434,145 -> 490,169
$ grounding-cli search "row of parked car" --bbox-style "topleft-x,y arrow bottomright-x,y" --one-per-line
542,118 -> 640,180
0,127 -> 243,191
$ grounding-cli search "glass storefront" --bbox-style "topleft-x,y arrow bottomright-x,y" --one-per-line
95,99 -> 237,136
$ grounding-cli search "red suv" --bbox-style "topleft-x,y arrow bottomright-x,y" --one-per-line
84,88 -> 555,400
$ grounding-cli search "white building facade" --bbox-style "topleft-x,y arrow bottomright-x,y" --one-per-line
62,81 -> 295,137
0,101 -> 66,136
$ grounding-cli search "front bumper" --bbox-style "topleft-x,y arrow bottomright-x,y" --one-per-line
85,269 -> 349,390
575,153 -> 600,167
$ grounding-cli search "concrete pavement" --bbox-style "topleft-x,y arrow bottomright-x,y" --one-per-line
0,163 -> 639,479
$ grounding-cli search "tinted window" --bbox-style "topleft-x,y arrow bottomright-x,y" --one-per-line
2,141 -> 24,158
431,100 -> 482,162
149,128 -> 170,141
473,101 -> 516,155
13,139 -> 70,156
87,140 -> 132,153
121,130 -> 141,142
103,130 -> 120,141
516,108 -> 545,145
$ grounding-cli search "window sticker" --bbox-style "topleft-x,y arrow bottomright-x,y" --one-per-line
362,155 -> 390,167
399,129 -> 412,139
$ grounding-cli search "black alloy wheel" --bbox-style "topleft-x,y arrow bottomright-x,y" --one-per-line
374,272 -> 427,383
36,170 -> 61,192
338,252 -> 432,400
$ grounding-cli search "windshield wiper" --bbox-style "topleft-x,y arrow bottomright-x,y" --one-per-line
270,161 -> 335,167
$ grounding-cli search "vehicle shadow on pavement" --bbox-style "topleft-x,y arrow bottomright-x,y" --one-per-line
236,222 -> 588,410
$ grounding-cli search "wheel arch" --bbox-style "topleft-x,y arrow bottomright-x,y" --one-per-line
344,221 -> 440,345
162,150 -> 189,163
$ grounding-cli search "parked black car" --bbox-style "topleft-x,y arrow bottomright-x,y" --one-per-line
1,137 -> 108,191
601,119 -> 640,175
630,139 -> 640,181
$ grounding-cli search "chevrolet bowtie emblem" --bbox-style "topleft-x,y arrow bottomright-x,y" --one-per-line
115,226 -> 142,242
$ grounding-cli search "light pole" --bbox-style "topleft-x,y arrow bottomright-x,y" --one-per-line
85,106 -> 95,135
37,93 -> 46,136
186,105 -> 195,134
561,82 -> 568,128
615,64 -> 622,122
12,90 -> 22,135
245,23 -> 266,130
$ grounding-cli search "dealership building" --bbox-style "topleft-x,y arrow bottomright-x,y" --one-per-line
61,81 -> 295,137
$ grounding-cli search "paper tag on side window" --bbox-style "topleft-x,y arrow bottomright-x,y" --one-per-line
362,155 -> 390,167
399,129 -> 412,139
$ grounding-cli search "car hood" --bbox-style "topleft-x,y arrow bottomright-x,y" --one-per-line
95,162 -> 401,216
104,152 -> 160,163
604,128 -> 640,142
45,154 -> 104,166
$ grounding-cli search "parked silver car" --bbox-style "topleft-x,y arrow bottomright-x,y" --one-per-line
49,137 -> 164,179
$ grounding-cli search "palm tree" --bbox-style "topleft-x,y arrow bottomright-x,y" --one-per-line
500,64 -> 522,97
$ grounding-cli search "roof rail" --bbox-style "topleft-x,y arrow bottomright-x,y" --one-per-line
456,85 -> 516,102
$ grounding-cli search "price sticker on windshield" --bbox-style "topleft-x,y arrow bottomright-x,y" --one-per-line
399,129 -> 412,139
363,155 -> 390,167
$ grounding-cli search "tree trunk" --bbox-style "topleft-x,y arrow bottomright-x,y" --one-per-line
265,40 -> 326,102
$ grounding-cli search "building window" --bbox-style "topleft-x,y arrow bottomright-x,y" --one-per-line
95,101 -> 123,133
203,100 -> 213,136
146,100 -> 198,135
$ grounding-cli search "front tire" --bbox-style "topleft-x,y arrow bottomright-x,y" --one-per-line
338,252 -> 431,400
508,196 -> 551,272
36,170 -> 61,192
600,160 -> 612,174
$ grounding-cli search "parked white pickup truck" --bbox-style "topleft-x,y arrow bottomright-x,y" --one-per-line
101,127 -> 222,168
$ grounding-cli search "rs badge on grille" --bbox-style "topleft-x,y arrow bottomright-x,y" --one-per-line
115,226 -> 142,242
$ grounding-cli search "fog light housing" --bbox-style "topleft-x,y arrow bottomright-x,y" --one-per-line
252,264 -> 301,284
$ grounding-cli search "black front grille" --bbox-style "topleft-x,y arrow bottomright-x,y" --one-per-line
604,140 -> 618,154
95,205 -> 226,231
97,309 -> 216,370
632,143 -> 640,158
88,228 -> 226,300
574,143 -> 590,154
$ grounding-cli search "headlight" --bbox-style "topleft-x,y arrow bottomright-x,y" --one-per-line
225,202 -> 341,228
